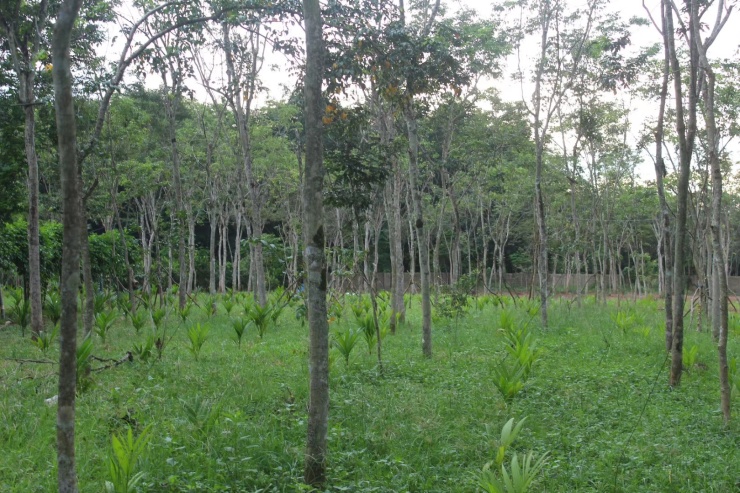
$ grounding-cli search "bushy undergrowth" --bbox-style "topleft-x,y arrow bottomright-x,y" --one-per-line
0,291 -> 738,492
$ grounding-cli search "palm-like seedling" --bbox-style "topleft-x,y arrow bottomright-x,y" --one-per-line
178,302 -> 192,323
501,326 -> 540,377
128,309 -> 148,334
611,311 -> 635,335
491,362 -> 526,404
351,299 -> 370,322
94,290 -> 113,315
76,335 -> 94,392
358,312 -> 376,353
204,295 -> 218,317
9,293 -> 30,337
478,417 -> 549,493
231,317 -> 249,347
187,323 -> 210,361
222,298 -> 236,316
116,294 -> 132,317
132,334 -> 155,363
31,323 -> 59,354
44,290 -> 62,326
242,295 -> 255,316
332,327 -> 361,366
94,310 -> 119,343
269,302 -> 286,325
248,303 -> 272,339
105,426 -> 152,493
151,307 -> 166,330
478,452 -> 549,493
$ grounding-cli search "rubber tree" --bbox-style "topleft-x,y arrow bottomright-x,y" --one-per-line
222,20 -> 269,305
0,1 -> 50,338
302,0 -> 329,486
512,0 -> 599,327
52,0 -> 84,489
688,0 -> 733,422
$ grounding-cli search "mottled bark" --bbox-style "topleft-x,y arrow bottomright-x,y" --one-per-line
653,0 -> 674,351
404,101 -> 432,357
665,0 -> 698,387
52,0 -> 84,490
223,23 -> 267,306
0,13 -> 47,336
690,0 -> 731,421
81,227 -> 94,336
302,0 -> 329,485
163,90 -> 187,311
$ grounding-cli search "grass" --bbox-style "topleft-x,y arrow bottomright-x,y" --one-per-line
0,292 -> 738,492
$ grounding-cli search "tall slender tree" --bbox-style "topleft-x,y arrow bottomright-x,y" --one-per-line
0,0 -> 50,338
302,0 -> 329,486
52,0 -> 84,489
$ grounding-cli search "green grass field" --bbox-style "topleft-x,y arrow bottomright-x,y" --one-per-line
1,292 -> 738,492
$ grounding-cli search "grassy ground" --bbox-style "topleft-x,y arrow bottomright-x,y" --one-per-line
0,292 -> 738,492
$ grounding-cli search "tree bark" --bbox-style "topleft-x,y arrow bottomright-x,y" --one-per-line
52,0 -> 84,490
665,0 -> 698,387
163,89 -> 187,311
690,0 -> 731,421
653,0 -> 674,351
0,12 -> 48,338
302,0 -> 329,486
223,23 -> 267,306
404,101 -> 432,357
24,85 -> 44,338
81,223 -> 94,336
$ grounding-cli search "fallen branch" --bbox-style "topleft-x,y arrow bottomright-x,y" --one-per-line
92,352 -> 133,372
3,358 -> 56,365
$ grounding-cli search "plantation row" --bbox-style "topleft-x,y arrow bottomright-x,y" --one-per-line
1,290 -> 738,491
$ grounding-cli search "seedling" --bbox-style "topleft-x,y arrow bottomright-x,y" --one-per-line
187,323 -> 210,361
105,425 -> 152,493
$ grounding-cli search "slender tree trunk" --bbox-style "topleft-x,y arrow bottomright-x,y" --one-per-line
534,144 -> 549,326
209,212 -> 217,294
388,160 -> 405,328
81,223 -> 94,336
404,101 -> 432,357
691,5 -> 730,421
187,210 -> 196,293
407,191 -> 416,294
52,0 -> 84,489
302,0 -> 329,485
233,210 -> 243,292
223,23 -> 267,306
162,84 -> 187,310
23,74 -> 44,338
218,217 -> 228,293
666,0 -> 698,386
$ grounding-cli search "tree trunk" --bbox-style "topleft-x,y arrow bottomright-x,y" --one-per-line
81,225 -> 94,336
164,96 -> 187,311
404,101 -> 432,357
690,4 -> 730,421
187,209 -> 196,293
534,143 -> 549,326
52,0 -> 84,489
302,0 -> 329,485
407,190 -> 416,294
387,160 -> 405,329
233,210 -> 243,292
209,212 -> 217,294
666,0 -> 698,387
23,72 -> 44,338
223,23 -> 267,306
